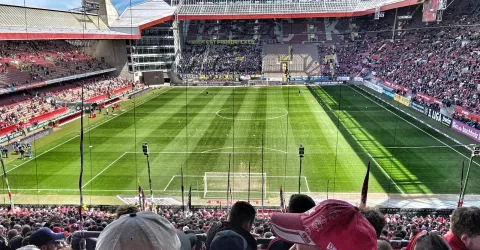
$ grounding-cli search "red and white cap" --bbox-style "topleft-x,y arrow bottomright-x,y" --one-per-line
270,199 -> 377,250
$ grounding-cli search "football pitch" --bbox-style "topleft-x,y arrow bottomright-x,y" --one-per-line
3,85 -> 480,201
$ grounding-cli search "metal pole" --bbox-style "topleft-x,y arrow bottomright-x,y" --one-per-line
327,180 -> 329,199
298,156 -> 302,193
261,134 -> 265,216
248,161 -> 251,203
181,167 -> 185,217
79,79 -> 85,217
147,154 -> 153,202
227,154 -> 231,212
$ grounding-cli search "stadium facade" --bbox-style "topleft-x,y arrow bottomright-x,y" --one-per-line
0,0 -> 442,85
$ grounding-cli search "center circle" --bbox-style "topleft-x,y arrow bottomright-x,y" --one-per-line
215,107 -> 288,120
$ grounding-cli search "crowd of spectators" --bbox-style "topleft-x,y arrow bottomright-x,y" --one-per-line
52,77 -> 132,103
179,44 -> 262,80
0,40 -> 111,91
330,0 -> 480,118
0,75 -> 132,132
0,195 -> 477,250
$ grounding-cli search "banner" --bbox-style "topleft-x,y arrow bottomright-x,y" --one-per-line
382,87 -> 395,100
353,77 -> 364,82
336,76 -> 350,81
427,108 -> 452,127
423,0 -> 439,22
394,94 -> 410,106
410,102 -> 427,115
451,120 -> 480,142
364,81 -> 382,93
187,40 -> 256,45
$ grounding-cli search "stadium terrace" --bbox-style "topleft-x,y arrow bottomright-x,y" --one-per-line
0,0 -> 479,249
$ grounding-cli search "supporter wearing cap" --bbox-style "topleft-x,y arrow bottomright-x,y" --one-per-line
270,199 -> 377,250
29,228 -> 64,250
95,211 -> 180,250
210,230 -> 248,250
444,206 -> 480,250
268,194 -> 316,250
205,201 -> 257,250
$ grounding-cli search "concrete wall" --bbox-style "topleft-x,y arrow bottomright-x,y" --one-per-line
84,39 -> 133,80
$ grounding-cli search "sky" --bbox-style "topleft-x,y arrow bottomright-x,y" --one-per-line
0,0 -> 145,14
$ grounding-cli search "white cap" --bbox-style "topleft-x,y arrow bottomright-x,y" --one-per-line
96,212 -> 180,250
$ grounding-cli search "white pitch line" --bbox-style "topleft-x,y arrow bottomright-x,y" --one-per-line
304,176 -> 311,194
367,152 -> 405,195
82,152 -> 127,188
350,86 -> 480,166
5,88 -> 171,175
163,175 -> 176,191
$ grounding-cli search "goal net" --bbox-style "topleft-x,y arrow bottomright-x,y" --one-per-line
204,172 -> 267,200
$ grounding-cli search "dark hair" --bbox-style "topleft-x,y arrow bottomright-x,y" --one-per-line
288,194 -> 316,213
451,206 -> 480,238
361,208 -> 386,238
228,201 -> 256,227
377,239 -> 393,250
414,232 -> 451,250
115,205 -> 140,219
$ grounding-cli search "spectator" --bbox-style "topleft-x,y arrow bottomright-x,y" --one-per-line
270,199 -> 377,250
211,230 -> 248,250
206,201 -> 257,250
362,208 -> 387,239
28,228 -> 65,250
95,211 -> 180,250
114,205 -> 139,219
267,194 -> 316,250
407,232 -> 452,250
377,239 -> 393,250
444,206 -> 480,250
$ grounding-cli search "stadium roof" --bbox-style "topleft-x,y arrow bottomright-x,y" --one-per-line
0,4 -> 137,40
110,0 -> 176,35
176,0 -> 423,19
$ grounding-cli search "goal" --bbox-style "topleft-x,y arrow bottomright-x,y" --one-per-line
203,172 -> 267,199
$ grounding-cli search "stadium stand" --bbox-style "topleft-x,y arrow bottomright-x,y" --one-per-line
0,40 -> 111,91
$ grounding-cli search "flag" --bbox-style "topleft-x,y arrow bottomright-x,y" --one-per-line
458,161 -> 465,208
0,157 -> 13,213
359,161 -> 371,209
280,185 -> 286,212
187,184 -> 192,211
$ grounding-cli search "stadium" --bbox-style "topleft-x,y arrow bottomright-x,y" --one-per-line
0,0 -> 479,249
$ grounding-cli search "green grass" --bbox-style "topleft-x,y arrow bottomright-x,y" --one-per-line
3,85 -> 480,201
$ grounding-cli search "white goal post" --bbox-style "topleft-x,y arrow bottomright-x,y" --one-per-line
204,172 -> 267,199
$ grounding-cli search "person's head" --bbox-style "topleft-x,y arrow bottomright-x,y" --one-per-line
288,194 -> 316,213
228,201 -> 256,232
210,230 -> 247,250
115,205 -> 139,219
361,208 -> 387,239
7,229 -> 18,240
29,228 -> 65,250
450,206 -> 480,250
22,225 -> 31,237
271,199 -> 377,250
377,239 -> 393,250
95,212 -> 180,250
413,232 -> 451,250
